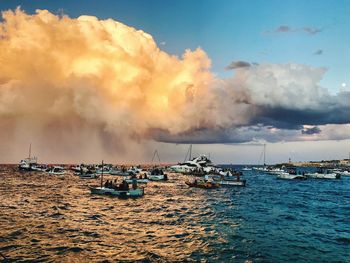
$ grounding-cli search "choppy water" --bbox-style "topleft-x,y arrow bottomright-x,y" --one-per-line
0,165 -> 349,262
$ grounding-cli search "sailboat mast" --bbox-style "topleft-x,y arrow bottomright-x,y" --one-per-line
189,144 -> 192,161
100,160 -> 104,188
263,144 -> 266,166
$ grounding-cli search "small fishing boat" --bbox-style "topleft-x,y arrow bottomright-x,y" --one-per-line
208,174 -> 246,186
31,164 -> 49,172
215,179 -> 246,187
185,180 -> 220,189
146,168 -> 168,181
90,187 -> 144,197
90,161 -> 144,198
305,169 -> 340,179
125,178 -> 149,184
78,170 -> 99,179
47,166 -> 66,175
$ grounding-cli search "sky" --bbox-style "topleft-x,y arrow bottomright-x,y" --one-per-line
0,0 -> 350,164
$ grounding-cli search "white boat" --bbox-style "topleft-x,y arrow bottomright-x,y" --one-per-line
47,166 -> 66,175
266,167 -> 286,175
146,168 -> 168,181
252,166 -> 269,172
277,172 -> 307,180
333,169 -> 350,176
30,164 -> 49,172
18,144 -> 38,171
242,166 -> 252,171
90,187 -> 144,197
214,179 -> 246,187
170,154 -> 216,174
253,144 -> 269,173
305,169 -> 340,179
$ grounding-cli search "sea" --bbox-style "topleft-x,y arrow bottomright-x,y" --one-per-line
0,165 -> 349,262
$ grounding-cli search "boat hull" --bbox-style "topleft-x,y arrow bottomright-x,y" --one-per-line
185,181 -> 220,189
305,173 -> 340,179
215,179 -> 246,187
90,187 -> 144,197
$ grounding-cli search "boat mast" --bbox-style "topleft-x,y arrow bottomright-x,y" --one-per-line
263,144 -> 266,166
151,150 -> 161,164
189,144 -> 192,161
100,160 -> 104,188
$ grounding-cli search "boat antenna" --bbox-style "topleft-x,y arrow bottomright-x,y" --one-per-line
100,160 -> 104,188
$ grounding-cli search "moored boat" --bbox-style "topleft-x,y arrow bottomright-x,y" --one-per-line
90,186 -> 144,197
277,172 -> 307,180
146,168 -> 168,181
185,180 -> 220,189
305,169 -> 340,179
47,166 -> 66,175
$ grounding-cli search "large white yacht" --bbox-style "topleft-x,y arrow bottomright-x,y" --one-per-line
169,154 -> 217,174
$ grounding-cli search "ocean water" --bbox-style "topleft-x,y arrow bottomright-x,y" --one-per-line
0,165 -> 349,262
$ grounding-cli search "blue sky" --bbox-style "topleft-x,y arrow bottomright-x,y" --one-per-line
1,0 -> 350,91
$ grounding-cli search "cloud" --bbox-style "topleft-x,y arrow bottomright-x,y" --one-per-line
276,25 -> 294,33
266,25 -> 323,35
0,8 -> 348,162
303,27 -> 323,35
314,49 -> 323,55
226,61 -> 251,70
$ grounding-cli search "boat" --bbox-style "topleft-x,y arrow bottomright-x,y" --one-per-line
277,172 -> 307,180
30,164 -> 49,172
125,178 -> 149,184
90,187 -> 144,197
78,170 -> 99,179
305,169 -> 340,179
146,168 -> 168,181
252,144 -> 268,173
276,168 -> 307,180
90,160 -> 144,198
266,167 -> 286,175
47,166 -> 66,175
18,144 -> 39,171
185,180 -> 220,189
333,169 -> 350,176
207,174 -> 246,186
215,179 -> 246,187
242,166 -> 252,171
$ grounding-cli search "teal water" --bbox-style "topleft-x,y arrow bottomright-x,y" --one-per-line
0,166 -> 349,262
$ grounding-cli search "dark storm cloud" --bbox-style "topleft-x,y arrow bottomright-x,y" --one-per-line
155,90 -> 350,144
301,126 -> 321,135
226,61 -> 251,70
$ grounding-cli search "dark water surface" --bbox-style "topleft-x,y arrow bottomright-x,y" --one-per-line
0,166 -> 349,262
